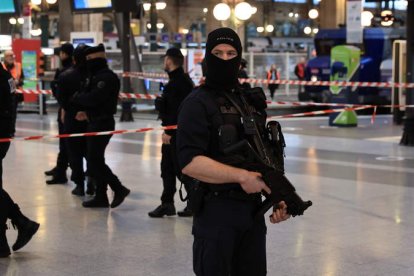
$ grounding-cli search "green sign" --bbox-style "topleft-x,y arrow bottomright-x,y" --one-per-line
330,45 -> 360,95
21,50 -> 37,89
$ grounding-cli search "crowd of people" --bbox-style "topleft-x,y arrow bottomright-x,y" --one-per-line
1,27 -> 297,275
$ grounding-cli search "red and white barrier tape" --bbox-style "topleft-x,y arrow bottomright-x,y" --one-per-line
1,106 -> 375,144
0,125 -> 177,144
268,106 -> 372,120
123,71 -> 414,89
16,89 -> 414,109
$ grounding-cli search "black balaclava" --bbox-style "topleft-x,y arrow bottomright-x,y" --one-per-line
84,44 -> 107,74
205,27 -> 242,90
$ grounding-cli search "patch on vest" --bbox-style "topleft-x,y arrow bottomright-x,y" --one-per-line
97,81 -> 106,89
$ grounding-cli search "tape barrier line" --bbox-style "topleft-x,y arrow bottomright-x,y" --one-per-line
123,71 -> 414,89
1,106 -> 375,144
16,89 -> 414,109
267,105 -> 373,120
0,125 -> 177,144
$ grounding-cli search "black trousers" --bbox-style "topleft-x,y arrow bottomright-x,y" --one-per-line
64,115 -> 87,184
86,118 -> 121,195
0,141 -> 18,225
192,198 -> 267,276
10,95 -> 18,136
160,135 -> 183,204
0,189 -> 19,225
55,108 -> 69,176
268,84 -> 279,99
0,142 -> 11,189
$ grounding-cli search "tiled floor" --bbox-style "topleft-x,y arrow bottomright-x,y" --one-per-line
1,110 -> 414,276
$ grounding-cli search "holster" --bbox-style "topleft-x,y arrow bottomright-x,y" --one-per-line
182,176 -> 208,216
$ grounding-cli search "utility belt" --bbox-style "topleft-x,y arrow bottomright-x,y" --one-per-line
183,176 -> 261,216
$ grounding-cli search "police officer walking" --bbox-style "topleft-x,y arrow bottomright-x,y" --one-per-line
45,43 -> 74,185
0,61 -> 39,258
72,44 -> 130,208
55,44 -> 94,196
148,48 -> 194,218
177,28 -> 291,275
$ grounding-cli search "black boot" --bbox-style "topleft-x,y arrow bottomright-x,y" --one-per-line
86,179 -> 95,196
148,203 -> 176,218
10,210 -> 40,252
111,185 -> 130,209
177,206 -> 193,217
46,170 -> 68,185
82,181 -> 109,208
71,182 -> 85,196
44,167 -> 57,176
0,225 -> 10,258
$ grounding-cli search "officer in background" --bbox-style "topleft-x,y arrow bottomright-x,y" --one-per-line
238,58 -> 251,89
148,48 -> 194,218
45,43 -> 74,185
72,44 -> 130,208
177,28 -> 290,275
2,50 -> 24,137
55,44 -> 94,196
0,63 -> 39,258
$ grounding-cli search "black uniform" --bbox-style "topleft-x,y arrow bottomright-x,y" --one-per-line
0,66 -> 14,187
48,58 -> 73,182
157,67 -> 193,204
3,63 -> 24,137
177,28 -> 267,275
56,65 -> 88,187
0,65 -> 39,258
72,54 -> 129,208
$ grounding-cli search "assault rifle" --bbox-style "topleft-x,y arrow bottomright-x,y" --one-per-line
223,121 -> 312,219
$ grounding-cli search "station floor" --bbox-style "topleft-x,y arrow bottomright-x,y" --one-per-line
1,109 -> 414,276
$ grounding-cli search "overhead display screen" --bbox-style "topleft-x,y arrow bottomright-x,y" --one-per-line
273,0 -> 306,3
0,0 -> 16,14
72,0 -> 112,10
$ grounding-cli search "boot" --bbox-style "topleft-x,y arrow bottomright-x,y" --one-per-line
82,182 -> 109,208
71,182 -> 85,196
177,206 -> 193,217
0,225 -> 10,258
86,180 -> 95,196
46,174 -> 68,185
44,167 -> 56,176
148,203 -> 176,218
10,212 -> 40,252
111,185 -> 130,209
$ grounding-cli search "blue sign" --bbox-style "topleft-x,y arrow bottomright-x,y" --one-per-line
0,0 -> 16,14
72,0 -> 112,9
174,34 -> 183,42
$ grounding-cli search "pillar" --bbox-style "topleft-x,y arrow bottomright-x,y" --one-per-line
319,0 -> 346,29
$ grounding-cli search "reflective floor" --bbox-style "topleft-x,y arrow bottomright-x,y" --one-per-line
1,110 -> 414,276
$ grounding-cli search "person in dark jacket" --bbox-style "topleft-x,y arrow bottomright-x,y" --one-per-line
238,58 -> 251,89
44,43 -> 74,185
72,44 -> 130,208
0,64 -> 39,258
177,28 -> 290,275
148,47 -> 194,218
55,44 -> 95,196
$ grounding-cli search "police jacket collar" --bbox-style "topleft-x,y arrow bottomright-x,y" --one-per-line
167,67 -> 184,80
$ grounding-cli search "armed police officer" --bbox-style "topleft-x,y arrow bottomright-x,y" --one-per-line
148,48 -> 194,218
55,44 -> 94,196
177,28 -> 291,275
45,43 -> 74,185
72,44 -> 130,208
0,61 -> 39,258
